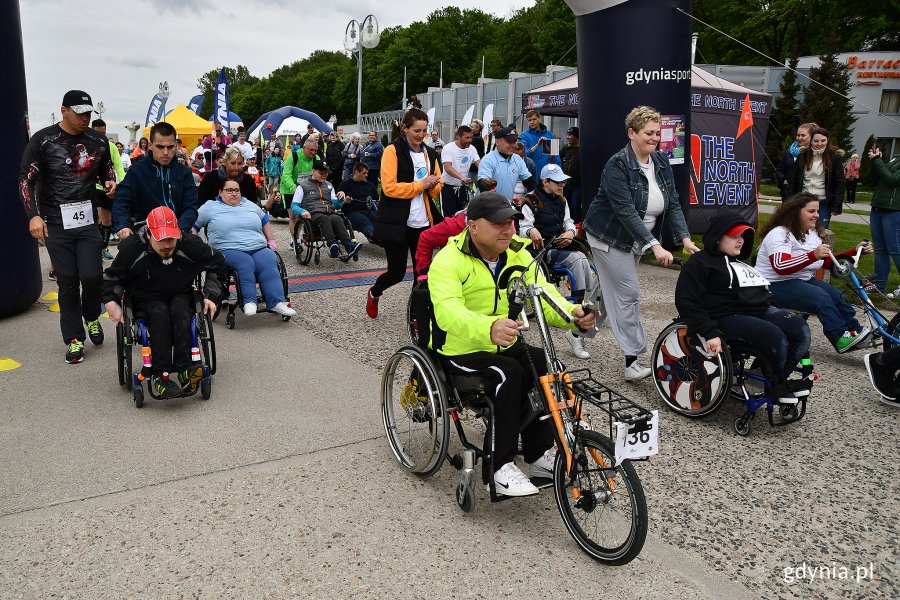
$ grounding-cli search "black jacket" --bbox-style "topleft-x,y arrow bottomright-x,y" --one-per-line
788,150 -> 845,213
112,156 -> 198,233
674,212 -> 771,341
197,168 -> 258,205
101,231 -> 228,305
775,149 -> 797,200
374,137 -> 443,242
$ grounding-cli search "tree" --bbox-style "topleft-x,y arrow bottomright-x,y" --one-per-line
764,57 -> 801,182
797,53 -> 856,151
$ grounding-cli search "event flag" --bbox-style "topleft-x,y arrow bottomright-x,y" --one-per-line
736,93 -> 753,139
188,95 -> 204,115
144,92 -> 169,127
214,69 -> 230,131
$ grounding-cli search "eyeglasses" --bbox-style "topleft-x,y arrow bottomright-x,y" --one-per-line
222,188 -> 241,194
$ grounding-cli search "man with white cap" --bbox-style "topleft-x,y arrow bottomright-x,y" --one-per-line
19,90 -> 117,364
102,206 -> 227,398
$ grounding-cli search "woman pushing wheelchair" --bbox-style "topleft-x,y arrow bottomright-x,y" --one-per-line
674,212 -> 812,404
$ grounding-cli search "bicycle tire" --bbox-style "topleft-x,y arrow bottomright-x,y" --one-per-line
553,430 -> 648,565
883,312 -> 900,352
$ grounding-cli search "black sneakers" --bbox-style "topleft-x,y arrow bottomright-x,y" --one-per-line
151,374 -> 183,399
65,339 -> 84,364
86,319 -> 104,346
864,353 -> 899,407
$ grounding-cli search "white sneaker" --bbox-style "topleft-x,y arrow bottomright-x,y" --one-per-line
492,462 -> 539,497
527,446 -> 557,479
271,302 -> 296,317
565,330 -> 590,359
243,302 -> 257,316
624,361 -> 651,381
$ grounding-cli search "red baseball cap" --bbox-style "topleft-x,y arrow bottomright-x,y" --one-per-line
725,224 -> 753,237
147,206 -> 181,241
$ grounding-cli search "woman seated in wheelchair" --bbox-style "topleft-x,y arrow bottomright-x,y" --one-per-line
755,192 -> 873,353
102,206 -> 228,398
290,159 -> 363,259
517,163 -> 597,359
194,178 -> 296,318
674,212 -> 812,404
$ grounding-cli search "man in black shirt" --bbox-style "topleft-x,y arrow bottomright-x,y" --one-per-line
560,126 -> 582,222
337,162 -> 378,243
19,90 -> 116,364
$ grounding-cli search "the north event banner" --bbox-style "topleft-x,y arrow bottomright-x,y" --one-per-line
687,89 -> 771,233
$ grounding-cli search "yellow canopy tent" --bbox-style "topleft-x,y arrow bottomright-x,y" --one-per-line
140,104 -> 213,151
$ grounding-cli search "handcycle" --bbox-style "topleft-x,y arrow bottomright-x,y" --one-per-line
115,276 -> 216,408
291,211 -> 359,266
219,249 -> 292,329
384,239 -> 656,565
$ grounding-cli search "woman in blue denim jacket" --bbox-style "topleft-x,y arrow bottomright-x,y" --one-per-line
583,106 -> 699,381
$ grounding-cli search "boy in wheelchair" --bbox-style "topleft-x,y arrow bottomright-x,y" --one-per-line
290,159 -> 362,259
674,212 -> 811,403
517,164 -> 597,359
429,192 -> 595,496
102,206 -> 228,398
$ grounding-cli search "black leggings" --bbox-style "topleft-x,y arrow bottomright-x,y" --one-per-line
371,226 -> 426,296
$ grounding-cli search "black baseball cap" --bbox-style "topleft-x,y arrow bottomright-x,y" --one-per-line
467,192 -> 522,224
566,126 -> 579,138
312,159 -> 329,172
494,123 -> 519,141
62,90 -> 94,114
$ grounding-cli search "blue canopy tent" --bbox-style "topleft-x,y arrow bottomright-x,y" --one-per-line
246,106 -> 332,142
207,111 -> 243,125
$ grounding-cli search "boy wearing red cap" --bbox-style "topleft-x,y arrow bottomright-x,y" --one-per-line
101,207 -> 228,398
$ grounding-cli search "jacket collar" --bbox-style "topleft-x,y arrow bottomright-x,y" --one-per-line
622,142 -> 663,172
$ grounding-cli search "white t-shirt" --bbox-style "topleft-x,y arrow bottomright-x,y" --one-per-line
755,225 -> 824,282
441,142 -> 479,186
639,160 -> 665,231
407,150 -> 430,227
232,141 -> 255,161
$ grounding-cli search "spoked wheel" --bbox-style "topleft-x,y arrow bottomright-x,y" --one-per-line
198,314 -> 216,375
116,323 -> 126,386
293,220 -> 313,265
553,431 -> 648,565
652,321 -> 732,417
121,321 -> 134,391
883,312 -> 900,352
381,345 -> 450,477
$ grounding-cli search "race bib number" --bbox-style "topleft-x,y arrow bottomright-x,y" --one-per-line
61,200 -> 94,230
731,261 -> 769,287
614,411 -> 659,466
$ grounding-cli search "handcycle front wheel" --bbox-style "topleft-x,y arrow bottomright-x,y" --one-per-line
553,430 -> 648,565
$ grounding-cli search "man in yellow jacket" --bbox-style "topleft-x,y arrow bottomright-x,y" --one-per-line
428,192 -> 595,497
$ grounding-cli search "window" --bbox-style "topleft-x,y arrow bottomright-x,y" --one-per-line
880,90 -> 900,114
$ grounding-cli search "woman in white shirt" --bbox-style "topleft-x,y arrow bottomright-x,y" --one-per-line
787,127 -> 844,229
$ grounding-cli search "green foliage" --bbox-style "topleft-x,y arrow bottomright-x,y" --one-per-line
764,56 -> 800,182
797,53 -> 856,151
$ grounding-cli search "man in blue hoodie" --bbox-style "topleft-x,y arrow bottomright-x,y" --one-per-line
112,121 -> 199,239
518,110 -> 556,175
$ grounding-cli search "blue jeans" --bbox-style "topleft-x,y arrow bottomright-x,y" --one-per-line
870,208 -> 900,291
346,210 -> 376,240
818,198 -> 832,229
221,247 -> 285,308
769,277 -> 862,343
717,307 -> 810,383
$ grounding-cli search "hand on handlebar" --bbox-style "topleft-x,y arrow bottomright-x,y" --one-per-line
571,305 -> 595,331
813,244 -> 831,260
491,318 -> 522,346
706,336 -> 723,354
858,241 -> 874,255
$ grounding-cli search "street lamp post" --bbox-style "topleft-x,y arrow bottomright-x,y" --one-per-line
96,101 -> 105,120
344,15 -> 380,130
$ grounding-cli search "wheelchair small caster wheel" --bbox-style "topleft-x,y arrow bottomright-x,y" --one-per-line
281,315 -> 291,322
225,313 -> 235,329
456,483 -> 474,513
734,416 -> 751,436
314,251 -> 321,265
780,404 -> 798,420
200,378 -> 212,400
353,253 -> 359,262
133,385 -> 144,408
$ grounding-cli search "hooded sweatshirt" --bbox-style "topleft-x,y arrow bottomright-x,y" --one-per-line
674,212 -> 771,341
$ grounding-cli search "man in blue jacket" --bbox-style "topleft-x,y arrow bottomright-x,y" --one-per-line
361,130 -> 384,186
519,110 -> 556,175
112,121 -> 199,239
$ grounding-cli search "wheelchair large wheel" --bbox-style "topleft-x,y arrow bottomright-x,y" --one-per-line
652,321 -> 731,417
198,313 -> 217,375
293,220 -> 313,265
276,251 -> 290,298
116,322 -> 126,386
381,345 -> 450,477
883,312 -> 900,352
121,318 -> 134,391
553,430 -> 648,565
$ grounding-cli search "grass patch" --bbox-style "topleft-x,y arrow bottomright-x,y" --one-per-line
759,182 -> 874,203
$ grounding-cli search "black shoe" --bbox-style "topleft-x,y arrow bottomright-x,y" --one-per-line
786,378 -> 814,397
65,339 -> 84,364
178,365 -> 204,393
85,319 -> 104,346
151,374 -> 183,399
864,353 -> 897,402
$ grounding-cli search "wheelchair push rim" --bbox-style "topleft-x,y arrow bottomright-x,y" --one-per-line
652,322 -> 731,417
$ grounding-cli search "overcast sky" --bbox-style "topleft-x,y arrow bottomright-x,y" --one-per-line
21,0 -> 534,142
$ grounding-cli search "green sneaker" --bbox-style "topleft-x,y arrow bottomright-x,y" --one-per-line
834,330 -> 863,354
65,339 -> 84,364
178,365 -> 204,392
86,319 -> 104,346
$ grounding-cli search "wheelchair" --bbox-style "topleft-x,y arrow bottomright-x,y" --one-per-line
219,249 -> 292,329
652,320 -> 814,436
291,211 -> 358,266
385,256 -> 654,565
532,237 -> 603,310
115,279 -> 216,408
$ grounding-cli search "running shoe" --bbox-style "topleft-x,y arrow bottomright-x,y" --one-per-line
329,243 -> 340,258
178,366 -> 205,393
151,374 -> 182,399
271,302 -> 296,317
834,330 -> 866,353
565,330 -> 590,359
366,287 -> 379,319
345,241 -> 363,257
86,319 -> 104,346
624,361 -> 651,381
527,446 -> 557,479
863,352 -> 897,403
65,339 -> 84,364
101,248 -> 114,260
492,462 -> 539,497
